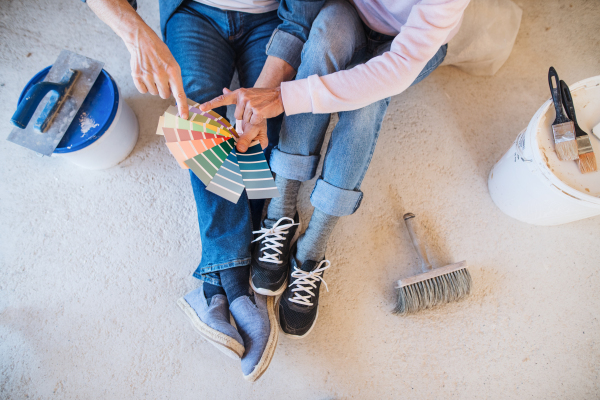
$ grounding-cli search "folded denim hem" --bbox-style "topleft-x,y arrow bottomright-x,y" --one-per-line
270,148 -> 319,182
193,256 -> 252,285
266,29 -> 304,71
310,179 -> 364,217
195,272 -> 222,287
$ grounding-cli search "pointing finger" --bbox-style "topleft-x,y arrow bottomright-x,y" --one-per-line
169,74 -> 188,119
199,90 -> 238,111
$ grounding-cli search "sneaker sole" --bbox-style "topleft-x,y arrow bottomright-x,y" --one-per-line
177,297 -> 245,360
250,220 -> 302,297
275,295 -> 319,340
243,296 -> 279,382
250,276 -> 287,296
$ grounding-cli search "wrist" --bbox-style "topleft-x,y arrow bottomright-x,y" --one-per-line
254,56 -> 296,89
119,21 -> 149,51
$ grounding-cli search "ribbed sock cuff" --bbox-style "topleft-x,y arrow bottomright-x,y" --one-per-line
296,208 -> 339,264
203,280 -> 226,302
267,175 -> 301,221
220,265 -> 251,304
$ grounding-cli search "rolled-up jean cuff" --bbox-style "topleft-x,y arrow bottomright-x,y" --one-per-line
310,179 -> 364,217
270,148 -> 320,182
193,256 -> 252,286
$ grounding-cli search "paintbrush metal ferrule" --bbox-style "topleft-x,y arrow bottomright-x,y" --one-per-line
553,121 -> 578,161
576,135 -> 597,174
576,134 -> 593,155
552,121 -> 576,143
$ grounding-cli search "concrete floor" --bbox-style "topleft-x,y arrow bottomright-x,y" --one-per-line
1,0 -> 599,398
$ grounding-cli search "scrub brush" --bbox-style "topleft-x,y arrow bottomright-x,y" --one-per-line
548,67 -> 578,161
395,213 -> 472,315
560,80 -> 597,173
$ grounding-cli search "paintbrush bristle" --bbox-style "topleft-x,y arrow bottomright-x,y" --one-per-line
555,140 -> 579,161
394,268 -> 472,315
578,152 -> 597,174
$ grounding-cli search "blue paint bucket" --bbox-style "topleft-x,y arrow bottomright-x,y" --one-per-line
18,67 -> 139,169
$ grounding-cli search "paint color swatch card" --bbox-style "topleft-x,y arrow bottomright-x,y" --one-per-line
206,149 -> 246,203
156,106 -> 279,203
238,142 -> 280,199
163,107 -> 231,137
188,105 -> 238,137
166,138 -> 227,168
185,138 -> 236,186
161,127 -> 225,143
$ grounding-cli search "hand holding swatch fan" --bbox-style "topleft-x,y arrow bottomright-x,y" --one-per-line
156,102 -> 280,203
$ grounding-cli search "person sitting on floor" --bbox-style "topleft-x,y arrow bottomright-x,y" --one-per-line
201,0 -> 470,338
86,0 -> 323,381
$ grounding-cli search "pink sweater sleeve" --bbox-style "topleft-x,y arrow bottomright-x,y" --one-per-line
281,0 -> 470,115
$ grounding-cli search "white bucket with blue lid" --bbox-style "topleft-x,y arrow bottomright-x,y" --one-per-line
17,66 -> 139,170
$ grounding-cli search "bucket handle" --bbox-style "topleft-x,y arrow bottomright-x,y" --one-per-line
11,69 -> 80,132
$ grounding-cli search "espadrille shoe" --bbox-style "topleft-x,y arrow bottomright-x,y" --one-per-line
229,293 -> 278,382
177,285 -> 245,359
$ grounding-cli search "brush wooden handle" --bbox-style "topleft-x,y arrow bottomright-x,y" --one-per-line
403,213 -> 433,272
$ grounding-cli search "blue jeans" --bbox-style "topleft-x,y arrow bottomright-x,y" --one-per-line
165,1 -> 283,285
270,0 -> 447,216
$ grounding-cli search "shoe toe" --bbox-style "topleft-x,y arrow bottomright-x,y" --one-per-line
180,288 -> 245,358
230,295 -> 278,381
279,298 -> 317,337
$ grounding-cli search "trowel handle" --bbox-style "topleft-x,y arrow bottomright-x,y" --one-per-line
403,213 -> 433,272
11,69 -> 79,131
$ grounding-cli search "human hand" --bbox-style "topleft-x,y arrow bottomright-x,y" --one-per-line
124,25 -> 189,118
199,87 -> 283,126
236,116 -> 268,153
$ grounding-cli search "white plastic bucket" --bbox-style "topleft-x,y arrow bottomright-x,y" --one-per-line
18,66 -> 139,170
488,75 -> 600,225
56,86 -> 139,170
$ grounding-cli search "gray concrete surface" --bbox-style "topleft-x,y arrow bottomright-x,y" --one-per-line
1,0 -> 599,398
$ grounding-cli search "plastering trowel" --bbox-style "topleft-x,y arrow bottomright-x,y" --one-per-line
8,50 -> 104,156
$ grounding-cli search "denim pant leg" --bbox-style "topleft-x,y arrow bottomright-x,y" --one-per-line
311,44 -> 448,216
270,0 -> 366,181
234,12 -> 284,230
271,0 -> 448,216
166,2 -> 280,285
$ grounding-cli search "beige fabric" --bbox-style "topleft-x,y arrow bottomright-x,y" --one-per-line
442,0 -> 523,76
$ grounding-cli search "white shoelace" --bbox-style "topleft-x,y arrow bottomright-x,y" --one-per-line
288,260 -> 331,307
252,217 -> 299,264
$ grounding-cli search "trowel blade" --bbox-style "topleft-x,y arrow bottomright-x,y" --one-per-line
7,50 -> 104,156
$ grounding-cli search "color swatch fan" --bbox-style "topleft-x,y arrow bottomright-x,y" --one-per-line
156,103 -> 279,203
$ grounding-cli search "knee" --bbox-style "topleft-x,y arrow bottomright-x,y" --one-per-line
298,0 -> 363,77
341,99 -> 390,131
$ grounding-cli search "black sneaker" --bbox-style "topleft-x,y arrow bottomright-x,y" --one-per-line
250,214 -> 300,296
278,245 -> 331,339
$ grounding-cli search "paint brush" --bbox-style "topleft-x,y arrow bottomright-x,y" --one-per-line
395,213 -> 472,315
548,67 -> 578,161
560,80 -> 597,174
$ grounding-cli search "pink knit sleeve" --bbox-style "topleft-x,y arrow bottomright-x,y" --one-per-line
281,0 -> 470,115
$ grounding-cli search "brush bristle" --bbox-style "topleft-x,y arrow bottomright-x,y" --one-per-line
394,268 -> 472,315
555,140 -> 579,161
578,152 -> 598,174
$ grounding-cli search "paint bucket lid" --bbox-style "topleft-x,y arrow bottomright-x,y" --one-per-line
17,66 -> 120,154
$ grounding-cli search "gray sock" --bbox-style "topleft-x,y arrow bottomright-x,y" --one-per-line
267,175 -> 301,221
296,208 -> 339,265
